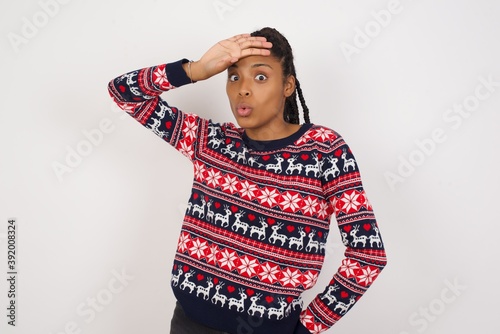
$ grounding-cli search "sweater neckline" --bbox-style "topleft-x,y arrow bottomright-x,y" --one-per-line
242,123 -> 313,151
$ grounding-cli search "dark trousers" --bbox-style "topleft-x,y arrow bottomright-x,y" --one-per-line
170,301 -> 230,334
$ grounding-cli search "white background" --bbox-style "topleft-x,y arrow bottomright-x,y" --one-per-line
1,0 -> 499,333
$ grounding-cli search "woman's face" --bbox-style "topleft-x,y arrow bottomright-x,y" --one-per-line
226,55 -> 295,140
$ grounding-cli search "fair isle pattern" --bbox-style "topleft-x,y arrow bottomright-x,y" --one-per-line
108,60 -> 387,333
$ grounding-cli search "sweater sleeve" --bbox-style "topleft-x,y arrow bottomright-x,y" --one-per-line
107,59 -> 201,161
297,136 -> 388,333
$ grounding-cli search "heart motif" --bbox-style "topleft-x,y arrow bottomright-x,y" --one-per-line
265,296 -> 274,303
318,231 -> 323,238
205,196 -> 209,202
286,225 -> 295,233
286,296 -> 294,303
317,153 -> 322,159
334,149 -> 342,157
213,277 -> 219,284
227,286 -> 235,293
340,291 -> 349,299
267,218 -> 276,225
283,153 -> 291,159
174,264 -> 178,270
363,224 -> 371,231
248,214 -> 256,221
225,138 -> 231,144
262,155 -> 271,161
118,85 -> 126,93
193,193 -> 199,200
165,121 -> 172,129
214,202 -> 221,209
183,265 -> 189,272
343,225 -> 352,233
235,142 -> 241,148
304,226 -> 311,233
301,154 -> 309,161
197,274 -> 204,281
231,205 -> 238,213
246,289 -> 255,297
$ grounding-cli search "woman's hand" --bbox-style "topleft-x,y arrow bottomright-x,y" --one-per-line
184,34 -> 272,81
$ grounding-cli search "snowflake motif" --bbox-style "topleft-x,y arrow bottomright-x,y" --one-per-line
355,265 -> 379,286
317,201 -> 330,220
236,255 -> 260,278
178,139 -> 194,159
301,196 -> 319,216
339,190 -> 361,214
177,232 -> 191,253
205,169 -> 222,188
257,187 -> 280,208
339,259 -> 360,278
280,267 -> 302,288
311,127 -> 336,142
117,102 -> 137,114
188,238 -> 208,260
258,262 -> 280,284
221,174 -> 240,194
182,116 -> 198,141
239,180 -> 258,200
295,131 -> 313,146
301,270 -> 319,289
153,65 -> 171,89
193,161 -> 206,181
205,244 -> 219,266
217,248 -> 238,271
279,191 -> 302,213
300,310 -> 315,327
330,196 -> 342,216
359,191 -> 373,210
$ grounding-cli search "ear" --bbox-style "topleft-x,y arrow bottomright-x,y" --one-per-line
284,75 -> 296,97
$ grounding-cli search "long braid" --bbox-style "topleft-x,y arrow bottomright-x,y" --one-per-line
251,27 -> 310,124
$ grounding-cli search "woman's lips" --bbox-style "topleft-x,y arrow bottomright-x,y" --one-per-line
236,103 -> 253,117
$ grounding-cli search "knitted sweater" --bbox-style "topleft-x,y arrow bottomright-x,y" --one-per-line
108,59 -> 387,334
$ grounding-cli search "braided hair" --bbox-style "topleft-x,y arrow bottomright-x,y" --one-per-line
251,27 -> 310,124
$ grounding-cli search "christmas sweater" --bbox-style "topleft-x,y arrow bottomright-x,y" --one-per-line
108,59 -> 387,334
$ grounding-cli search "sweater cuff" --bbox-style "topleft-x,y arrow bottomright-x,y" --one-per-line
293,321 -> 311,334
166,58 -> 195,88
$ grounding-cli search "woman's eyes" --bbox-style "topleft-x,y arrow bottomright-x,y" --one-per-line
255,74 -> 267,81
228,74 -> 268,82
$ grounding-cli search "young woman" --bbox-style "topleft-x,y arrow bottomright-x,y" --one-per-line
108,27 -> 387,334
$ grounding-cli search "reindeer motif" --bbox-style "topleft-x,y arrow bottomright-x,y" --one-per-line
289,227 -> 307,250
268,298 -> 288,320
179,270 -> 196,293
266,155 -> 285,173
155,101 -> 174,120
368,224 -> 382,248
319,231 -> 329,253
232,210 -> 249,234
285,155 -> 304,174
196,277 -> 214,301
221,143 -> 237,159
248,293 -> 267,317
334,295 -> 357,315
236,146 -> 248,164
341,148 -> 356,172
305,230 -> 320,253
320,285 -> 339,305
350,225 -> 368,247
228,288 -> 247,312
304,153 -> 323,177
214,205 -> 232,227
211,283 -> 227,307
206,200 -> 215,223
268,223 -> 288,246
285,297 -> 304,317
208,137 -> 223,149
171,268 -> 183,287
146,117 -> 169,138
207,124 -> 220,138
248,156 -> 265,168
249,217 -> 268,240
341,231 -> 349,246
323,156 -> 340,179
191,197 -> 206,219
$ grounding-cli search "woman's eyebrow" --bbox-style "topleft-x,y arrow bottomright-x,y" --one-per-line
228,63 -> 273,69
